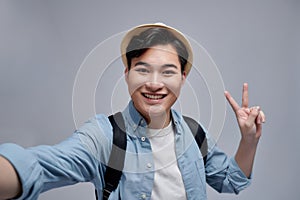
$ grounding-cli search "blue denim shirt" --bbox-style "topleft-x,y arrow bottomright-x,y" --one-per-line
0,101 -> 250,200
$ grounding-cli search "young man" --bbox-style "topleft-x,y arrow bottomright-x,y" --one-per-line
0,23 -> 265,200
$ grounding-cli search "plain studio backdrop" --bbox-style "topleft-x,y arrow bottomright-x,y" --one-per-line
0,0 -> 299,199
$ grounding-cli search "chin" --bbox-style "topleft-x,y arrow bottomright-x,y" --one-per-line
147,104 -> 165,113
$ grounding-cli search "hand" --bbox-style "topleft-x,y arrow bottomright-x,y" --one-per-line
225,83 -> 266,143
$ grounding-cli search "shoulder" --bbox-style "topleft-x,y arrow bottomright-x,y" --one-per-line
76,114 -> 112,137
75,114 -> 113,161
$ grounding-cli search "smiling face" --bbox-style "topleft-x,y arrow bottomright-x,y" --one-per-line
125,44 -> 186,127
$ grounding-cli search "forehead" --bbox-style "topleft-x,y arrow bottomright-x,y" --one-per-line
133,45 -> 180,63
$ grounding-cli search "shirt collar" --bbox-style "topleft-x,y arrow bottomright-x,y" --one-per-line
123,101 -> 147,133
122,100 -> 184,136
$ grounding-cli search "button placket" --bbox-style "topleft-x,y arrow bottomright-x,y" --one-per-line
146,163 -> 152,169
141,193 -> 147,199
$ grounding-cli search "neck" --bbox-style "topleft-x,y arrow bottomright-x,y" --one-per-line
146,112 -> 171,129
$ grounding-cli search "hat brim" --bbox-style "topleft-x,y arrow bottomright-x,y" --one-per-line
120,23 -> 193,76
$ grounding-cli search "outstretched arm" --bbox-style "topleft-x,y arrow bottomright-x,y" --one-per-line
0,156 -> 22,200
225,83 -> 266,178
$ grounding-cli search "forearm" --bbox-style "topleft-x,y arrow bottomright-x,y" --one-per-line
205,143 -> 252,194
234,138 -> 259,178
0,156 -> 22,200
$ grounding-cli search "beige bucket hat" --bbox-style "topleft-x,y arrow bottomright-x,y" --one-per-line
120,23 -> 193,76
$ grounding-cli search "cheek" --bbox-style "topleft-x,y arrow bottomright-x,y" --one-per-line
126,74 -> 146,95
165,80 -> 184,97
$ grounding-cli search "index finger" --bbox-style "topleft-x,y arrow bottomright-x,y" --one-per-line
242,83 -> 249,108
224,91 -> 240,112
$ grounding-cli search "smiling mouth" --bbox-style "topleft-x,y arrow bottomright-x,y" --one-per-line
142,93 -> 166,100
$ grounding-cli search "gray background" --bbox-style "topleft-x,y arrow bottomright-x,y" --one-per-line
0,0 -> 299,199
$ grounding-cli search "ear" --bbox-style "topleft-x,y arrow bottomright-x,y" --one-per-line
124,67 -> 129,83
181,71 -> 186,86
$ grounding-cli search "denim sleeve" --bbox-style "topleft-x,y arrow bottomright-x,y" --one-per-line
0,132 -> 100,200
205,144 -> 251,194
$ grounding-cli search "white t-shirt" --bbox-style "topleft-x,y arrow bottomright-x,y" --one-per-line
147,122 -> 187,200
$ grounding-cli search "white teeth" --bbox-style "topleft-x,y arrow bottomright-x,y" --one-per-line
144,94 -> 164,100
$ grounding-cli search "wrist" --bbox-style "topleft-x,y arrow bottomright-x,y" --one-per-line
240,135 -> 260,147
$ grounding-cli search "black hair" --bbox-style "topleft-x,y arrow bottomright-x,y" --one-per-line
125,27 -> 188,74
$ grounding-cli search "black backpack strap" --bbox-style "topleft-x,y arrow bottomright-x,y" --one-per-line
98,112 -> 127,200
95,113 -> 207,199
183,116 -> 208,165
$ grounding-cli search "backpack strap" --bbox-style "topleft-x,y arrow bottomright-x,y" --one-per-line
183,116 -> 208,165
97,113 -> 208,200
101,112 -> 127,200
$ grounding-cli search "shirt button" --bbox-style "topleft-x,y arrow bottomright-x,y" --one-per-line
147,163 -> 152,168
141,193 -> 147,199
141,137 -> 146,141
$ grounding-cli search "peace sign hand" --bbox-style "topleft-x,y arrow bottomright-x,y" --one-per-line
225,83 -> 266,143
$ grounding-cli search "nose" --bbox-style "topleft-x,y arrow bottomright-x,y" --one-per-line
145,73 -> 164,92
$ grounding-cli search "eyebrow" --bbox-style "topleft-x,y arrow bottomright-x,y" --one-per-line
134,61 -> 150,67
134,61 -> 179,69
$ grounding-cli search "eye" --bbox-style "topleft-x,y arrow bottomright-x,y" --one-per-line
135,68 -> 150,73
162,70 -> 176,76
